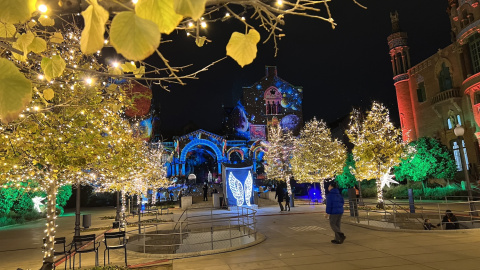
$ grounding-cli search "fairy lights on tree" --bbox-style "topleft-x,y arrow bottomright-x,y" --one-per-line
346,102 -> 404,206
264,125 -> 295,193
0,0 -> 367,123
291,118 -> 346,201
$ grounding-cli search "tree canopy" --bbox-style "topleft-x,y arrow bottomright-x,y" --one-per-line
346,102 -> 404,203
394,137 -> 456,182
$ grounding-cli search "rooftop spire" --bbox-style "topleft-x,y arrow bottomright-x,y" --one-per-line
390,11 -> 400,33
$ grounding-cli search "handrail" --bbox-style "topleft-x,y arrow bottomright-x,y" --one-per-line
350,200 -> 480,230
125,206 -> 258,254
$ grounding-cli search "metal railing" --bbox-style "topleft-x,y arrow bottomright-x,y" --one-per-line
347,198 -> 480,230
125,206 -> 257,254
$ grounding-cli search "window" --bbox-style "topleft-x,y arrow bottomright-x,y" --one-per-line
469,33 -> 480,74
447,111 -> 461,130
417,82 -> 426,102
438,62 -> 453,92
452,140 -> 469,171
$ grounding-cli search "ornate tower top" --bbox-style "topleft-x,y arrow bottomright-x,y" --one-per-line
387,11 -> 411,82
390,11 -> 400,33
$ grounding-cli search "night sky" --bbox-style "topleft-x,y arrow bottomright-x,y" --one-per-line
152,0 -> 452,139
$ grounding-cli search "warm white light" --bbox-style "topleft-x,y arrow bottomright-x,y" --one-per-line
32,196 -> 45,212
38,74 -> 44,80
188,22 -> 194,28
132,0 -> 138,4
38,4 -> 48,13
276,0 -> 283,6
112,62 -> 119,68
200,22 -> 207,28
85,78 -> 93,85
104,39 -> 108,44
225,13 -> 230,17
241,17 -> 245,21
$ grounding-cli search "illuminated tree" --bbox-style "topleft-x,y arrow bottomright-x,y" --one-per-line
264,125 -> 295,183
394,137 -> 456,190
291,118 -> 346,201
0,17 -> 144,269
346,102 -> 404,205
335,153 -> 357,189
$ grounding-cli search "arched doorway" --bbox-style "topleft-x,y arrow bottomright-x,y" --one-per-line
180,138 -> 223,183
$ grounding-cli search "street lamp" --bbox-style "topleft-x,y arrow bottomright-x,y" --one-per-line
453,124 -> 474,203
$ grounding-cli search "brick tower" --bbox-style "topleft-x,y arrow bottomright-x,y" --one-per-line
388,11 -> 416,142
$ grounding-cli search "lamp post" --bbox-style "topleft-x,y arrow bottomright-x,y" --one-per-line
453,124 -> 474,204
74,179 -> 81,236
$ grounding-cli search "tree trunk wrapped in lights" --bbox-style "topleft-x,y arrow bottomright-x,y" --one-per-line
43,181 -> 58,268
346,102 -> 404,207
291,118 -> 346,202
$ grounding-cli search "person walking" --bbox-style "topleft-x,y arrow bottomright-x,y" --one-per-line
284,188 -> 291,211
325,181 -> 345,244
275,186 -> 284,212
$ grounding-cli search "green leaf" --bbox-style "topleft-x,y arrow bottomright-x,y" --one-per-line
226,29 -> 260,68
17,31 -> 34,53
110,12 -> 160,61
38,15 -> 54,26
108,67 -> 123,75
174,0 -> 206,21
50,32 -> 64,44
80,0 -> 109,54
121,62 -> 137,72
195,36 -> 206,47
0,0 -> 36,24
133,66 -> 145,78
41,55 -> 66,81
12,32 -> 34,62
0,23 -> 16,38
136,0 -> 182,34
0,58 -> 32,123
12,42 -> 28,62
27,37 -> 47,54
43,88 -> 54,101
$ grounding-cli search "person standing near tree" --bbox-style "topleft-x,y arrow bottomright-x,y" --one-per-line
284,188 -> 291,211
325,181 -> 346,244
275,185 -> 284,212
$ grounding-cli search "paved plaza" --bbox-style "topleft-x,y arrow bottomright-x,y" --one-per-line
1,199 -> 480,270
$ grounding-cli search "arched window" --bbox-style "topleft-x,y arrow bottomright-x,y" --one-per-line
452,140 -> 469,171
438,62 -> 453,92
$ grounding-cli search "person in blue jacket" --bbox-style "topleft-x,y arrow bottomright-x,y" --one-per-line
325,181 -> 346,244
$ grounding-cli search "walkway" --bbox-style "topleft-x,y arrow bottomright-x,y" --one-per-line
1,199 -> 480,269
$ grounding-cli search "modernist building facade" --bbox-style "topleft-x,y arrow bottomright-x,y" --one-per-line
388,1 -> 480,178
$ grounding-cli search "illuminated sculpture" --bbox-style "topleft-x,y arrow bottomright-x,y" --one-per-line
380,172 -> 398,189
32,196 -> 45,213
228,171 -> 253,206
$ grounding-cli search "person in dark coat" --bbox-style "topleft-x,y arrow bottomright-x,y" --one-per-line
437,210 -> 459,230
203,183 -> 208,201
325,181 -> 345,244
423,219 -> 436,230
284,188 -> 291,211
275,187 -> 284,211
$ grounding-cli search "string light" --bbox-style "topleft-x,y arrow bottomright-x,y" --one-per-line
38,4 -> 48,13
